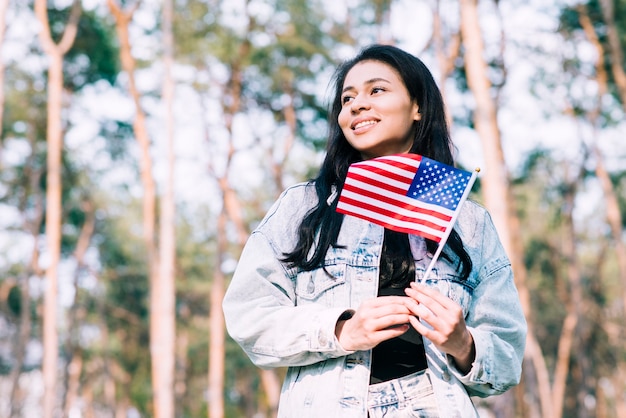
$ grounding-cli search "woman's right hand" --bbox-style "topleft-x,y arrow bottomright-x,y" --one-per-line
334,296 -> 413,351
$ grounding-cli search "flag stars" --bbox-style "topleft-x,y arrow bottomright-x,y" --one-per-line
407,159 -> 472,211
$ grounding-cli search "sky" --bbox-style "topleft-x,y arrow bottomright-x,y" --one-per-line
1,0 -> 625,267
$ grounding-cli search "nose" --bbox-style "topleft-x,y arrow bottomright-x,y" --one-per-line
350,94 -> 370,113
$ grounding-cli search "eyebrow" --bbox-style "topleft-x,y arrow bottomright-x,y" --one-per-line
341,77 -> 392,94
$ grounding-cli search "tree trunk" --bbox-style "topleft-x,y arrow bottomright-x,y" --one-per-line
259,369 -> 281,417
42,51 -> 63,418
551,172 -> 584,418
0,0 -> 8,146
175,322 -> 190,417
208,209 -> 227,418
578,8 -> 626,414
459,0 -> 510,247
9,128 -> 44,417
34,1 -> 81,416
63,350 -> 83,417
206,18 -> 252,418
63,200 -> 95,416
107,2 -> 168,416
153,0 -> 177,416
106,0 -> 159,279
431,0 -> 461,129
598,0 -> 626,111
459,1 -> 553,416
9,272 -> 33,418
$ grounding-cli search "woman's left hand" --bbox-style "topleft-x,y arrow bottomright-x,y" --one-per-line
403,282 -> 476,374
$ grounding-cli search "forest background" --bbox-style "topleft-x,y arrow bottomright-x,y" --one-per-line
0,0 -> 625,417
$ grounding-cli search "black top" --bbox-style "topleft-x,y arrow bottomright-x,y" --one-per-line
369,287 -> 428,384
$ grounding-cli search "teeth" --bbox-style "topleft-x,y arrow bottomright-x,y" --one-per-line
354,120 -> 377,130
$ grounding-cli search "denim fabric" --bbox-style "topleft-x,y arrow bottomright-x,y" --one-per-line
368,370 -> 439,417
223,182 -> 527,418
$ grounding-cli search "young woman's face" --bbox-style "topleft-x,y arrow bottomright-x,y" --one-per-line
338,60 -> 421,160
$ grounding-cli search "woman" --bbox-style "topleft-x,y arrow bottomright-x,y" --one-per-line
223,44 -> 526,417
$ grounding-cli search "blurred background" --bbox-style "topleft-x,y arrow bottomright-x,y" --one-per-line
0,0 -> 625,417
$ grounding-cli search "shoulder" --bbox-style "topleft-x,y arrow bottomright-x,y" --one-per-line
251,182 -> 319,249
256,182 -> 318,229
455,200 -> 502,249
456,200 -> 490,233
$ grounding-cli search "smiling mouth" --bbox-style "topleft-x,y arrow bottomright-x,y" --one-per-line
353,120 -> 378,130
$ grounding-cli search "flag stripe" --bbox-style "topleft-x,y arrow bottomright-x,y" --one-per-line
340,183 -> 453,222
348,165 -> 413,187
350,156 -> 420,179
345,171 -> 410,197
336,194 -> 447,233
336,205 -> 442,242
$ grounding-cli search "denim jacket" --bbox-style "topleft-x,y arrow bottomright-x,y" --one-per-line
223,182 -> 527,417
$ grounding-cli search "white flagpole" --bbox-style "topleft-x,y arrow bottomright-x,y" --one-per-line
418,167 -> 480,282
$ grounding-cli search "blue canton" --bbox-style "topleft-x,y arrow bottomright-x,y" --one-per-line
406,157 -> 472,210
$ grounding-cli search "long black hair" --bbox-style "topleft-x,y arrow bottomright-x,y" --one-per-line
282,44 -> 472,282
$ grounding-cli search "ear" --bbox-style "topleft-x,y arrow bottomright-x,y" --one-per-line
412,103 -> 422,121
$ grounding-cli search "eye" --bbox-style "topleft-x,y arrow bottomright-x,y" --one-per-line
371,86 -> 386,94
341,95 -> 354,105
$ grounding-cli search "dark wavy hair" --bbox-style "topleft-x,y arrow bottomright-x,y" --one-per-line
282,44 -> 472,283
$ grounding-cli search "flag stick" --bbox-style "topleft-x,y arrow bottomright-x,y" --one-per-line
418,167 -> 480,282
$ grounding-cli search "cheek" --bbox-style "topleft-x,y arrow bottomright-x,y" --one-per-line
337,108 -> 350,130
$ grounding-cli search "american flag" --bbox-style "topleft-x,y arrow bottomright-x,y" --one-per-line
336,153 -> 476,242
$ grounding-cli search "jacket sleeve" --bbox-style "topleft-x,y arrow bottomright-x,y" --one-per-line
447,204 -> 527,397
222,189 -> 354,369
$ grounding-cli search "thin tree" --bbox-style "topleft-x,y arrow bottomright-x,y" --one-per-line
594,0 -> 626,319
105,0 -> 157,280
205,6 -> 252,415
551,162 -> 585,418
62,199 -> 95,416
430,0 -> 461,108
458,0 -> 552,416
34,1 -> 81,416
208,207 -> 227,418
598,0 -> 626,111
107,1 -> 172,416
9,128 -> 45,417
577,6 -> 626,414
155,0 -> 177,415
0,0 -> 8,146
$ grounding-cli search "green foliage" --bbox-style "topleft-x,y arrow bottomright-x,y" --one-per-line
510,145 -> 626,415
98,120 -> 134,161
558,0 -> 626,119
6,285 -> 21,316
46,6 -> 120,90
174,0 -> 334,152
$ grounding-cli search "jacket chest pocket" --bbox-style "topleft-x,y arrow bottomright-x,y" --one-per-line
295,264 -> 348,307
423,275 -> 474,318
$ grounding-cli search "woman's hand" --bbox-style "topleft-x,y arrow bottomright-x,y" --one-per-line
404,282 -> 476,374
335,296 -> 413,351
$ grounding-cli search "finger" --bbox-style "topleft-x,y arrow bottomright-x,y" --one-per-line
404,286 -> 446,320
370,295 -> 415,309
364,297 -> 414,317
406,283 -> 459,318
407,316 -> 432,339
372,313 -> 414,332
375,324 -> 411,343
403,292 -> 455,338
